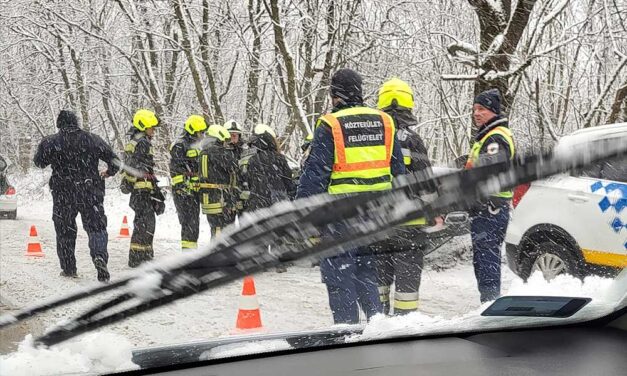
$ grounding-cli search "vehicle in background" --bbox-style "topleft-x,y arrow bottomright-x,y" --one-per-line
506,123 -> 627,281
0,155 -> 17,219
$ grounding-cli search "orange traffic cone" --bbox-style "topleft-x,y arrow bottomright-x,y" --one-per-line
117,216 -> 131,238
25,225 -> 44,257
235,277 -> 263,330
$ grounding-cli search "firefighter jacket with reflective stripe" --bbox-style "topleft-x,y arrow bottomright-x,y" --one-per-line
465,116 -> 515,199
169,134 -> 200,191
122,131 -> 155,191
198,141 -> 238,215
385,108 -> 432,226
318,106 -> 395,194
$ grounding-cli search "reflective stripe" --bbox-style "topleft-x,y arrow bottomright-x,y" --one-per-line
198,183 -> 229,189
240,191 -> 250,200
134,181 -> 154,189
329,175 -> 391,187
122,172 -> 137,183
124,140 -> 137,153
401,148 -> 411,166
393,299 -> 419,310
181,240 -> 197,249
171,175 -> 185,185
186,149 -> 199,158
214,227 -> 222,236
582,249 -> 627,268
379,294 -> 390,303
395,291 -> 419,301
238,295 -> 259,310
130,243 -> 152,251
378,286 -> 391,295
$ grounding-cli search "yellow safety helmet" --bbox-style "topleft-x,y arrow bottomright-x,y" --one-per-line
133,109 -> 160,131
184,114 -> 208,135
224,119 -> 243,134
377,78 -> 414,110
206,124 -> 231,142
254,123 -> 276,139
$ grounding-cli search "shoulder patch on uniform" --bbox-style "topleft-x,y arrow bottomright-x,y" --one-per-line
486,142 -> 499,155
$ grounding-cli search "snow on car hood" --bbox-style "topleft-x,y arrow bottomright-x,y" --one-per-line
0,332 -> 138,376
351,270 -> 626,343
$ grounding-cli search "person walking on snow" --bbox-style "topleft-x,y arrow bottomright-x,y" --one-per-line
34,110 -> 119,282
297,68 -> 406,324
170,115 -> 207,251
465,89 -> 516,303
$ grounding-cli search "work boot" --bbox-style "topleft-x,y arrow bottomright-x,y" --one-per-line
59,270 -> 78,278
94,257 -> 110,282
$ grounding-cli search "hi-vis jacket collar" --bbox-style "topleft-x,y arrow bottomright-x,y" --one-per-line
476,116 -> 509,142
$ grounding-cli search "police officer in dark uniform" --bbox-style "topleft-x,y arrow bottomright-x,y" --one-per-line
371,78 -> 433,315
34,110 -> 119,282
170,115 -> 207,251
465,89 -> 515,302
297,69 -> 406,324
121,109 -> 164,267
198,124 -> 237,238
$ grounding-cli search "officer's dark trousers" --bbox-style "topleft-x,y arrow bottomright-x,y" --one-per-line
129,191 -> 155,267
52,188 -> 108,274
320,220 -> 383,326
173,191 -> 200,250
373,228 -> 425,315
470,203 -> 510,303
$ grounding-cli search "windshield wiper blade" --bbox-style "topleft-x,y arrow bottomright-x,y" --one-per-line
3,136 -> 626,347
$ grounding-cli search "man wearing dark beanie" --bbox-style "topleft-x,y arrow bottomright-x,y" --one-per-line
465,88 -> 516,303
34,110 -> 119,282
296,68 -> 406,324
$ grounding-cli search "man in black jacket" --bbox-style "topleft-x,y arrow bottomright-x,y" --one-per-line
238,124 -> 296,213
34,110 -> 119,282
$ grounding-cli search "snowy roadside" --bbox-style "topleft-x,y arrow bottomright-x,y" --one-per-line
6,170 -> 623,375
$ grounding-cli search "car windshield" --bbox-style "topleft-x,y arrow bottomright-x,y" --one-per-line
1,1 -> 626,375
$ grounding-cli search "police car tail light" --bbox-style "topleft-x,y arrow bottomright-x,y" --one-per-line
512,183 -> 530,208
5,186 -> 15,195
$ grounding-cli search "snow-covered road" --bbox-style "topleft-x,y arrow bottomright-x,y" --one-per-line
0,172 -> 515,353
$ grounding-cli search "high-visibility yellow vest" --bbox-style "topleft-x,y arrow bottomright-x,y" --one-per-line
318,107 -> 394,195
465,125 -> 515,199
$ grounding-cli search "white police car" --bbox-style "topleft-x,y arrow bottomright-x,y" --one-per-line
505,123 -> 627,280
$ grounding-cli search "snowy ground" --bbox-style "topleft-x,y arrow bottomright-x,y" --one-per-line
0,171 -> 624,375
0,170 -> 515,354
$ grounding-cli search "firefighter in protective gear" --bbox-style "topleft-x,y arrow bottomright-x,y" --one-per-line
122,109 -> 163,268
466,88 -> 515,303
170,115 -> 207,251
198,124 -> 238,239
297,68 -> 406,324
371,77 -> 433,315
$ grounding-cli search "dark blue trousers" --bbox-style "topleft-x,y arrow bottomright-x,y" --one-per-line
52,189 -> 108,274
470,203 -> 510,303
320,248 -> 382,324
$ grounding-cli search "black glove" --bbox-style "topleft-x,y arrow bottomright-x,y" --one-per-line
151,185 -> 166,215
